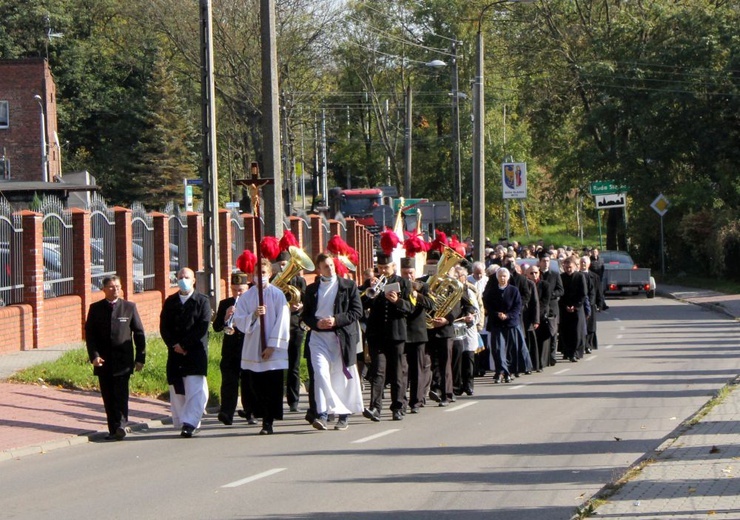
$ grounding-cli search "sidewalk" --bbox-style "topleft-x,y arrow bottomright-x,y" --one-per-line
2,285 -> 740,520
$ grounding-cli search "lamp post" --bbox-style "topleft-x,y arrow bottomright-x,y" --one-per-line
403,59 -> 447,199
472,0 -> 533,261
33,94 -> 48,183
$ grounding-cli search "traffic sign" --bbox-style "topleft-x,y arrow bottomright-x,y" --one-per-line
651,194 -> 669,216
595,193 -> 626,210
186,178 -> 203,186
416,201 -> 452,224
225,202 -> 240,209
590,181 -> 627,196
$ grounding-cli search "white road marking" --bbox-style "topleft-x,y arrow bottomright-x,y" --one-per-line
351,429 -> 400,444
509,385 -> 527,390
614,318 -> 622,322
444,401 -> 479,412
617,334 -> 624,340
585,355 -> 597,361
605,344 -> 613,349
222,468 -> 286,488
553,369 -> 571,375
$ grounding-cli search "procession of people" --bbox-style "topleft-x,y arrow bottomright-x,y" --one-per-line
86,227 -> 607,438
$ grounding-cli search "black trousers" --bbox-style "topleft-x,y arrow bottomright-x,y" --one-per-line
368,339 -> 407,412
98,373 -> 130,435
405,341 -> 430,409
429,336 -> 453,399
451,339 -> 464,393
461,351 -> 475,392
248,369 -> 285,425
286,327 -> 304,406
220,353 -> 251,419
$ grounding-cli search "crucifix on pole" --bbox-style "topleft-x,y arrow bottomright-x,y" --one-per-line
235,162 -> 273,351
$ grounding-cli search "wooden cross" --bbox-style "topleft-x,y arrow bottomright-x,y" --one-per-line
234,162 -> 273,351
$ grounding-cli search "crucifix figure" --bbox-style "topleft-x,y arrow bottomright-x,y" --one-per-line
235,162 -> 274,351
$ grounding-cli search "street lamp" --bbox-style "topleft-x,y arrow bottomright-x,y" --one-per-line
33,94 -> 49,182
472,0 -> 534,261
404,59 -> 447,199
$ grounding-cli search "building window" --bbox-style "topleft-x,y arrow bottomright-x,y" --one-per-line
0,101 -> 8,128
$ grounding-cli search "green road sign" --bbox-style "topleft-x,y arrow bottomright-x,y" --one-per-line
590,181 -> 627,196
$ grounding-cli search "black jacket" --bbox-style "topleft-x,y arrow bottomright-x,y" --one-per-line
540,269 -> 564,317
303,277 -> 363,367
160,291 -> 211,382
212,296 -> 245,364
85,299 -> 145,377
405,280 -> 435,343
362,273 -> 413,342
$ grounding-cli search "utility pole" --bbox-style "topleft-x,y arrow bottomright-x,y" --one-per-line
260,0 -> 284,236
281,91 -> 292,216
404,85 -> 413,198
451,40 -> 463,235
199,0 -> 221,306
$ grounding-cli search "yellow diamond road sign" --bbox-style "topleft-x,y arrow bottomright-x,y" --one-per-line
651,194 -> 669,216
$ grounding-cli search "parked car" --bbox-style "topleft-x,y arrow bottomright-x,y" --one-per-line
516,257 -> 560,275
601,250 -> 656,298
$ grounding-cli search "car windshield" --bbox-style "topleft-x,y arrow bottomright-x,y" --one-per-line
341,196 -> 381,215
601,251 -> 634,269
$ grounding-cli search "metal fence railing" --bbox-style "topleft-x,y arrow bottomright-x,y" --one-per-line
131,202 -> 155,293
230,208 -> 245,272
88,194 -> 116,291
0,196 -> 23,306
40,196 -> 74,298
164,202 -> 188,285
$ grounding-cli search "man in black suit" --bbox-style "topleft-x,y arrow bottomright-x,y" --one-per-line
85,275 -> 145,441
160,267 -> 211,438
559,257 -> 588,362
213,272 -> 251,426
538,251 -> 564,365
580,256 -> 604,353
399,257 -> 434,413
362,253 -> 413,421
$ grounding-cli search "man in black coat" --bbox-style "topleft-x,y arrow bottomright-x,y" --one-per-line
362,253 -> 413,421
400,257 -> 435,413
580,256 -> 604,353
212,272 -> 252,426
559,257 -> 588,362
85,275 -> 145,441
527,265 -> 555,371
302,253 -> 364,431
538,251 -> 564,365
160,267 -> 211,438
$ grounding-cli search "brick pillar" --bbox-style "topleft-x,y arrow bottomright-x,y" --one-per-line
242,214 -> 257,253
151,212 -> 170,303
219,209 -> 232,284
20,211 -> 43,350
366,228 -> 374,268
329,220 -> 341,240
289,216 -> 304,249
186,212 -> 204,272
346,217 -> 360,274
71,208 -> 92,339
113,207 -> 134,299
309,215 -> 325,261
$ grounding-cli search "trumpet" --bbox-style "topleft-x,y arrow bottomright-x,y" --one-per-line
361,275 -> 387,299
223,296 -> 238,335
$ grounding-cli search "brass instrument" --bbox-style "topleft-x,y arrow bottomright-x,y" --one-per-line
223,295 -> 238,335
272,246 -> 315,306
361,275 -> 387,299
425,246 -> 466,329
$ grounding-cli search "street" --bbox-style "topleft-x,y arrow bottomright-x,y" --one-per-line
2,296 -> 739,520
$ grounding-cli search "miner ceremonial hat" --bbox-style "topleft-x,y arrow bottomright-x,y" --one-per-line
376,253 -> 393,265
400,257 -> 414,269
231,272 -> 249,285
276,250 -> 291,263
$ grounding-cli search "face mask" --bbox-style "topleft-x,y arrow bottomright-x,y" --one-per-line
177,278 -> 193,292
260,276 -> 270,286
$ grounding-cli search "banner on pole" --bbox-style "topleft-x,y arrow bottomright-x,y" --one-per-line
502,163 -> 527,199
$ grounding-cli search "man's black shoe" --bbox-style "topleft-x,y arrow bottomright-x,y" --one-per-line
409,407 -> 420,414
114,426 -> 127,440
218,412 -> 233,426
181,423 -> 196,438
237,410 -> 247,418
362,407 -> 381,422
438,400 -> 450,407
428,390 -> 441,403
392,410 -> 403,421
259,423 -> 274,435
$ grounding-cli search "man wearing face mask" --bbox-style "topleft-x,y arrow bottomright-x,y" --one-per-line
160,268 -> 211,438
301,252 -> 364,431
232,258 -> 291,435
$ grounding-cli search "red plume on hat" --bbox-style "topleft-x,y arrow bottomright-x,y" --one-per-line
260,236 -> 281,261
347,247 -> 359,267
327,234 -> 350,255
333,257 -> 349,277
380,229 -> 400,256
430,230 -> 448,253
449,235 -> 467,256
403,233 -> 425,258
236,249 -> 257,274
279,230 -> 299,251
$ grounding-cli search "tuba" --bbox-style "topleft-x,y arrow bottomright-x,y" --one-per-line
425,246 -> 466,329
272,246 -> 315,306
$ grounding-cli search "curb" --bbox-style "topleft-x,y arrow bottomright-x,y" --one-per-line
655,288 -> 738,321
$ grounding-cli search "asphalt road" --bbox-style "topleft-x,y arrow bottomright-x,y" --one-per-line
3,296 -> 739,520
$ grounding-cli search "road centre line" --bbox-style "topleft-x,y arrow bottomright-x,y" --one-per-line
585,355 -> 597,361
444,401 -> 478,411
222,468 -> 286,488
351,429 -> 400,444
509,384 -> 527,390
605,344 -> 613,349
553,368 -> 571,375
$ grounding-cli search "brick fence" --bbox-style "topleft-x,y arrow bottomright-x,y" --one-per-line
0,207 -> 375,353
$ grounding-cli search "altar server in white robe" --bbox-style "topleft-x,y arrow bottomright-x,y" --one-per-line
302,252 -> 364,431
233,258 -> 290,435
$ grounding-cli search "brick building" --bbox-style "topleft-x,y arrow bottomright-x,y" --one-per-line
0,58 -> 62,182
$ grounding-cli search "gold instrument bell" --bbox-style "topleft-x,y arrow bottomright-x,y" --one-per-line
425,246 -> 466,329
272,246 -> 315,305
